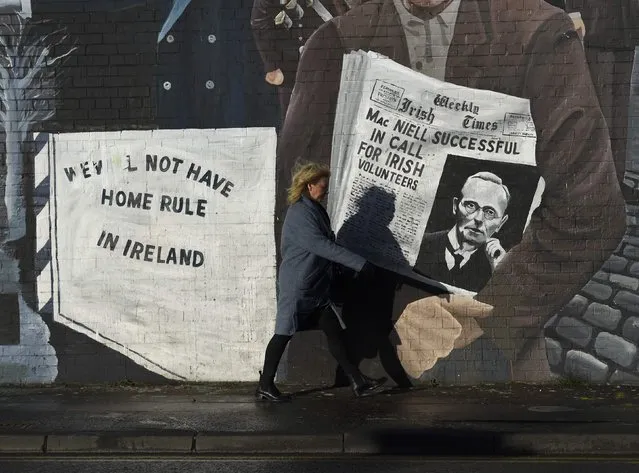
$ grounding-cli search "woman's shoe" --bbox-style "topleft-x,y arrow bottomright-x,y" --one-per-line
349,373 -> 387,398
332,366 -> 351,388
255,371 -> 292,402
255,384 -> 292,402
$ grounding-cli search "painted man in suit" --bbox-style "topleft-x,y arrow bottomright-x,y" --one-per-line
414,172 -> 510,293
565,0 -> 639,200
17,0 -> 279,130
276,0 -> 626,379
251,0 -> 353,121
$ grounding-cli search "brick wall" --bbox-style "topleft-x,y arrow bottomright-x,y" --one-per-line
0,1 -> 636,385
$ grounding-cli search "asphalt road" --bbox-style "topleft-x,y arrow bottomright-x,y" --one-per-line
1,456 -> 638,473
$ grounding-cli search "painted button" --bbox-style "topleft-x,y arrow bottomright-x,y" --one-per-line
208,34 -> 216,44
166,34 -> 175,43
206,80 -> 215,89
163,81 -> 172,90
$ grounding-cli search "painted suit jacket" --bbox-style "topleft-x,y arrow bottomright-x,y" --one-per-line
566,0 -> 639,50
414,230 -> 493,294
276,0 -> 626,366
30,0 -> 279,130
251,0 -> 346,87
564,0 -> 639,190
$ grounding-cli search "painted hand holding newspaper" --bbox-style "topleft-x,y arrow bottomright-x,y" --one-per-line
329,50 -> 544,377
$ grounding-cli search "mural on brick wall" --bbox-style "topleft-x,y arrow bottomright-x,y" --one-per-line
270,0 -> 639,385
0,0 -> 284,383
544,0 -> 639,384
0,13 -> 74,383
47,128 -> 277,381
0,0 -> 637,385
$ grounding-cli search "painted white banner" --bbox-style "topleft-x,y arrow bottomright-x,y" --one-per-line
49,128 -> 277,381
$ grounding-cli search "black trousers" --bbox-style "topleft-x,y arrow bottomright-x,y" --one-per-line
261,306 -> 359,385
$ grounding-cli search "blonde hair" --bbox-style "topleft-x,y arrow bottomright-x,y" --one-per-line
287,162 -> 331,205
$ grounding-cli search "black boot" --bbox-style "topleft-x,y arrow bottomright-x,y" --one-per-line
348,372 -> 387,398
333,366 -> 351,388
255,371 -> 292,402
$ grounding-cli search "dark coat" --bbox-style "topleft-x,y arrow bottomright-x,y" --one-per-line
566,0 -> 639,50
275,195 -> 366,336
414,230 -> 492,293
32,0 -> 279,130
276,0 -> 626,363
565,0 -> 639,189
155,0 -> 278,128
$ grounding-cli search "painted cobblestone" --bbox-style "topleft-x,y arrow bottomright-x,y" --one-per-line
622,317 -> 639,344
563,350 -> 609,383
555,317 -> 593,348
613,291 -> 639,314
556,294 -> 590,318
623,245 -> 639,261
581,281 -> 614,302
609,274 -> 639,291
594,332 -> 637,368
544,337 -> 564,367
583,303 -> 622,331
546,204 -> 639,383
603,255 -> 629,273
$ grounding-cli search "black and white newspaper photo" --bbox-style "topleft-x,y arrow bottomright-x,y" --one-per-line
329,51 -> 544,295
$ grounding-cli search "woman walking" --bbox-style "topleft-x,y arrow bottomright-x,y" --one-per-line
256,162 -> 386,402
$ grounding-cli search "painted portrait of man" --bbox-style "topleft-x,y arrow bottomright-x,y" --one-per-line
414,172 -> 510,293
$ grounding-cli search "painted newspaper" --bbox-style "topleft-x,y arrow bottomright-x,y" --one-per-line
329,50 -> 544,295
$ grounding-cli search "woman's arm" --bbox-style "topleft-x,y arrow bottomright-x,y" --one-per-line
287,204 -> 367,272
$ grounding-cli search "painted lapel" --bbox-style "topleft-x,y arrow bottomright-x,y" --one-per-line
445,0 -> 492,88
365,0 -> 492,88
367,0 -> 411,68
158,0 -> 193,43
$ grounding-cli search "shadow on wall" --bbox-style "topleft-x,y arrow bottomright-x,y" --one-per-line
44,313 -> 169,383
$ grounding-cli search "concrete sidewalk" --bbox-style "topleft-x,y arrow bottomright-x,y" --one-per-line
1,383 -> 639,456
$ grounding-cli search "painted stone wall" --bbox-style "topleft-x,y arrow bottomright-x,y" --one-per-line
544,56 -> 639,383
0,0 -> 636,385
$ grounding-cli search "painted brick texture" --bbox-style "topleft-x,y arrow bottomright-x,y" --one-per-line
0,1 -> 636,385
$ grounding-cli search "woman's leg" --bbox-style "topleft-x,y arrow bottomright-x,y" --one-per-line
257,333 -> 292,401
